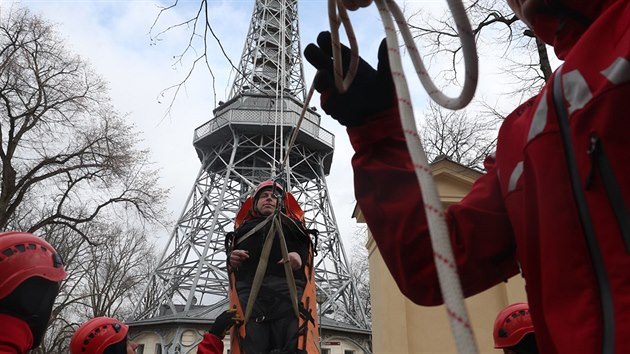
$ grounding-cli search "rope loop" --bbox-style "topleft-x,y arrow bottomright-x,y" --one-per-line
328,0 -> 361,93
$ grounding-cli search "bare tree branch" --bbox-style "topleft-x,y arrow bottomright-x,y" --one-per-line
407,0 -> 551,93
149,0 -> 273,118
0,8 -> 168,240
421,101 -> 500,170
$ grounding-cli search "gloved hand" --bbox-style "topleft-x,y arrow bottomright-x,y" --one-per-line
304,31 -> 395,127
209,309 -> 241,339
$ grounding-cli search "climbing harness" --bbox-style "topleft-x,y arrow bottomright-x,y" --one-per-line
242,211 -> 301,322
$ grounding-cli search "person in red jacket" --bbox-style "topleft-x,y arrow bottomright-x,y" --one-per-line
197,309 -> 241,354
0,231 -> 67,353
494,303 -> 538,354
70,317 -> 139,354
304,0 -> 630,353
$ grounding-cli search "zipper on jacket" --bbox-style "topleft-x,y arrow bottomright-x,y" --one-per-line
585,135 -> 630,254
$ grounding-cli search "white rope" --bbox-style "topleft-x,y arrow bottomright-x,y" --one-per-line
386,0 -> 478,109
326,1 -> 480,353
279,3 -> 287,168
272,3 -> 289,173
282,84 -> 316,168
328,0 -> 361,93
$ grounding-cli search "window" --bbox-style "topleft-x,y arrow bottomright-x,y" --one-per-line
135,344 -> 144,354
321,349 -> 331,354
155,344 -> 162,354
344,350 -> 355,354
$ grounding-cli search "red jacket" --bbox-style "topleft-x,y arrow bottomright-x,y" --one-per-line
197,333 -> 224,354
348,1 -> 630,353
0,314 -> 32,354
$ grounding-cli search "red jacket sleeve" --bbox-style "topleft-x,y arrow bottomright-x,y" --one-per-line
348,108 -> 519,306
0,314 -> 33,354
196,333 -> 224,354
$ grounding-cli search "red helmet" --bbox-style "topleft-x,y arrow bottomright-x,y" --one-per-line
253,179 -> 284,199
0,231 -> 67,299
493,302 -> 535,348
70,317 -> 129,354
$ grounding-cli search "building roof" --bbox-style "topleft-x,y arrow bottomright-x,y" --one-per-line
128,301 -> 371,336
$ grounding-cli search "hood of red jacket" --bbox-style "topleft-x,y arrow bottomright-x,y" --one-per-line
529,0 -> 621,59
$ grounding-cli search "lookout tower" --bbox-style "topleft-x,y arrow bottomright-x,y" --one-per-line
131,1 -> 370,352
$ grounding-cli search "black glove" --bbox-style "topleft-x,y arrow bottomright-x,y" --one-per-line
0,277 -> 60,348
304,31 -> 395,127
209,309 -> 240,339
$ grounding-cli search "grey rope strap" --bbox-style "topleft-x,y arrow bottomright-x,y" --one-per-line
235,213 -> 273,246
244,212 -> 279,323
274,215 -> 300,318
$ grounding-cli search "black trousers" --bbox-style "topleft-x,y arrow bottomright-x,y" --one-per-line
236,277 -> 305,354
241,313 -> 299,354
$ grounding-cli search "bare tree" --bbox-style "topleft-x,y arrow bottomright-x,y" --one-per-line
34,225 -> 91,354
349,225 -> 371,322
0,7 -> 168,353
0,7 -> 168,242
421,101 -> 499,170
402,1 -> 556,170
79,226 -> 156,318
408,0 -> 553,98
32,223 -> 159,353
149,0 -> 240,116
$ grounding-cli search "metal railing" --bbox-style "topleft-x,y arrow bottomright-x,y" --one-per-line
194,100 -> 334,148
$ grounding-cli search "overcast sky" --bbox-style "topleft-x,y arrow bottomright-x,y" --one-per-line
11,0 -> 553,255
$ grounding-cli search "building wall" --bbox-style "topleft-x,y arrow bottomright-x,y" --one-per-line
130,331 -> 162,354
359,159 -> 528,354
131,328 -> 228,354
321,337 -> 364,354
367,239 -> 526,354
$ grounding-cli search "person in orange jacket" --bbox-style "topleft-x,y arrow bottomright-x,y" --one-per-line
0,231 -> 67,353
304,0 -> 630,353
227,180 -> 311,354
494,303 -> 538,354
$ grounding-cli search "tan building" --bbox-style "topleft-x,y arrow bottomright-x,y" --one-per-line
355,157 -> 527,354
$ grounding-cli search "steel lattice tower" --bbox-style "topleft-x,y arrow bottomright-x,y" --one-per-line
131,0 -> 369,351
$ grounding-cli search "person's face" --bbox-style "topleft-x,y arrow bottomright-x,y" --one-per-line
127,340 -> 138,354
507,0 -> 545,28
256,190 -> 278,216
